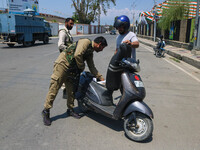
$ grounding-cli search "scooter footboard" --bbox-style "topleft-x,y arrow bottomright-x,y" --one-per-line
123,101 -> 154,119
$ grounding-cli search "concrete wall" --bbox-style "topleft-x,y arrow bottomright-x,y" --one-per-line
39,13 -> 107,35
83,25 -> 89,34
71,24 -> 77,35
138,19 -> 193,44
58,23 -> 105,35
76,24 -> 83,34
91,26 -> 95,34
58,24 -> 65,30
96,26 -> 98,34
179,20 -> 188,43
151,24 -> 154,37
50,23 -> 59,36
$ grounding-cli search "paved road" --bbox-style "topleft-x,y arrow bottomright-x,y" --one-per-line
0,34 -> 200,150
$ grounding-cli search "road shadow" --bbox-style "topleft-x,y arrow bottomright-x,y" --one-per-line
51,111 -> 69,122
51,106 -> 123,131
1,42 -> 53,49
84,110 -> 124,132
50,107 -> 81,122
125,133 -> 153,143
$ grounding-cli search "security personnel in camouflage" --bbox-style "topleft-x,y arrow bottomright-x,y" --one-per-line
42,36 -> 108,126
58,18 -> 74,53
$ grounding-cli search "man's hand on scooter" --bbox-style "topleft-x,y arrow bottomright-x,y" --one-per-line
97,77 -> 105,81
123,40 -> 139,48
123,40 -> 131,45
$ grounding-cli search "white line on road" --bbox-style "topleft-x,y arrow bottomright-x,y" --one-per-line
163,58 -> 200,82
141,44 -> 200,83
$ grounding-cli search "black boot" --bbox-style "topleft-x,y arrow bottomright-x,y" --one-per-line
41,109 -> 51,126
67,109 -> 82,119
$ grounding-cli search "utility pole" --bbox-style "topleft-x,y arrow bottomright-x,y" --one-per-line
97,0 -> 100,34
98,13 -> 100,33
153,0 -> 157,42
131,1 -> 136,32
193,0 -> 199,50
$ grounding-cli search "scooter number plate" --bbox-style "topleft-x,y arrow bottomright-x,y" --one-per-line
134,81 -> 144,87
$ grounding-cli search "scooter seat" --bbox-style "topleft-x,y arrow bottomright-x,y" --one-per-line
90,81 -> 113,106
106,43 -> 132,91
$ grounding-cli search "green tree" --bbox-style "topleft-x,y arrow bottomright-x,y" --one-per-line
71,0 -> 115,24
97,0 -> 116,26
158,0 -> 189,30
72,12 -> 80,23
114,16 -> 118,21
52,19 -> 57,23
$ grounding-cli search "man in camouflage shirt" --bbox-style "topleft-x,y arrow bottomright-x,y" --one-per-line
42,36 -> 108,126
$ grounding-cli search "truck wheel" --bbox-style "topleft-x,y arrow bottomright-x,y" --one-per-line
31,41 -> 35,45
7,44 -> 15,47
23,41 -> 32,47
43,35 -> 49,44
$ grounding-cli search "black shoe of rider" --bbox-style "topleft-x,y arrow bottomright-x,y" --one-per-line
41,109 -> 51,126
67,109 -> 82,119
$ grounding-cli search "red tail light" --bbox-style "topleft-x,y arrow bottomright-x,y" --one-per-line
134,75 -> 140,81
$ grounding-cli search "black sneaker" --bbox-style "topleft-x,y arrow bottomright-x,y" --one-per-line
67,109 -> 82,119
41,109 -> 51,126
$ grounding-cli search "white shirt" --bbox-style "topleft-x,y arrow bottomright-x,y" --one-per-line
58,26 -> 73,52
116,31 -> 138,60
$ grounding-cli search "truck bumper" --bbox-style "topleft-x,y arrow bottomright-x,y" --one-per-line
0,33 -> 17,44
0,41 -> 17,44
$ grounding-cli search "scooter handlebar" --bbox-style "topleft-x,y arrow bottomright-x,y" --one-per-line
119,58 -> 140,72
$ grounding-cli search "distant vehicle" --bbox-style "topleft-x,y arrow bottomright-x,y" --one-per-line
0,13 -> 51,47
110,30 -> 116,35
153,36 -> 166,57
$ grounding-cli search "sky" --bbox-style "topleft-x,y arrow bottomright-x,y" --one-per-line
0,0 -> 166,25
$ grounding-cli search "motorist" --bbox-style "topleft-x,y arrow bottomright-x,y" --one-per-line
42,36 -> 108,126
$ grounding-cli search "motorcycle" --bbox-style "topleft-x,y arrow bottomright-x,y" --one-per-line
153,37 -> 166,57
67,43 -> 154,142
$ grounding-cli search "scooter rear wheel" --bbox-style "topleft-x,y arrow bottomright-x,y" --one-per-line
124,112 -> 153,142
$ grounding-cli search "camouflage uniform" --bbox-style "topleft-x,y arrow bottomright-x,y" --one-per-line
58,26 -> 73,53
44,39 -> 103,110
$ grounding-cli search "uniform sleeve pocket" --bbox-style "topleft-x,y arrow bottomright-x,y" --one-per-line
51,74 -> 59,81
55,58 -> 66,64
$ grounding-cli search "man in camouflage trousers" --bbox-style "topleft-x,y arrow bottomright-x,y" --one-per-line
42,36 -> 108,126
58,18 -> 74,91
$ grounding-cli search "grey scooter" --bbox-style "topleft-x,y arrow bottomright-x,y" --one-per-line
75,44 -> 154,142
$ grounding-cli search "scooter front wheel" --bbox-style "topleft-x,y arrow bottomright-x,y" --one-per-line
124,112 -> 153,142
155,49 -> 161,57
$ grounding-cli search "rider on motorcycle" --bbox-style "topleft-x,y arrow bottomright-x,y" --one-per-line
154,35 -> 166,57
155,35 -> 165,53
